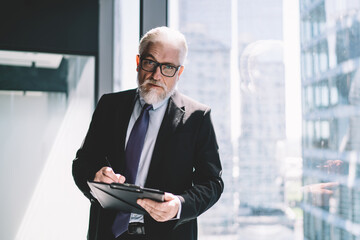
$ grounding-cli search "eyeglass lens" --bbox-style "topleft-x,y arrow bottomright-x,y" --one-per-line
141,59 -> 178,77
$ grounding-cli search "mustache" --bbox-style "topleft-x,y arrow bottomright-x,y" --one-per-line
141,79 -> 166,89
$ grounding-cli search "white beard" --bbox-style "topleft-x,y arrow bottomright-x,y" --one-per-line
138,79 -> 176,105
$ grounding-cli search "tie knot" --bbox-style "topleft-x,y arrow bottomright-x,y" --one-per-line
143,104 -> 153,112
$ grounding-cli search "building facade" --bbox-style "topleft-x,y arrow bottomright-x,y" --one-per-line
300,0 -> 360,239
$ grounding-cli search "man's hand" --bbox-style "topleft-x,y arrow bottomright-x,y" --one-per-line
94,166 -> 126,184
302,182 -> 339,195
137,192 -> 180,222
302,182 -> 339,206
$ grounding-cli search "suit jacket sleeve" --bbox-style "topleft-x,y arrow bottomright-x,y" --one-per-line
72,94 -> 110,200
176,108 -> 224,226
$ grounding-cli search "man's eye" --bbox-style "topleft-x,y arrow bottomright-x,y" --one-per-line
164,65 -> 175,70
144,60 -> 155,66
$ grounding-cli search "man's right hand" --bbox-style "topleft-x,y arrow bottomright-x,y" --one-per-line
94,167 -> 126,184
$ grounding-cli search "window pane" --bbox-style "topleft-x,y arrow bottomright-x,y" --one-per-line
170,0 -> 360,239
170,0 -> 301,239
0,50 -> 94,239
302,0 -> 360,239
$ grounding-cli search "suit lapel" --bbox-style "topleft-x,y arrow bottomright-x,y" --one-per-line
145,92 -> 185,187
112,90 -> 137,174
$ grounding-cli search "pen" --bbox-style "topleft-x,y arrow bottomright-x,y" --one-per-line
106,156 -> 125,184
105,156 -> 112,168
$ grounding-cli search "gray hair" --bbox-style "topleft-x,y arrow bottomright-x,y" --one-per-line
139,26 -> 188,65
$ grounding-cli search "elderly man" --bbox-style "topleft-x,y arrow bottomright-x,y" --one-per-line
72,26 -> 223,240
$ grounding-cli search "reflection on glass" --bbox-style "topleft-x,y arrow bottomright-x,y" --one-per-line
168,0 -> 360,239
170,0 -> 302,239
301,0 -> 360,239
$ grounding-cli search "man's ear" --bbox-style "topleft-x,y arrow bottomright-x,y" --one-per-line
136,55 -> 140,71
178,66 -> 185,77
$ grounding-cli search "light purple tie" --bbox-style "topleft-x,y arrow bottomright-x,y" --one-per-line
111,103 -> 152,237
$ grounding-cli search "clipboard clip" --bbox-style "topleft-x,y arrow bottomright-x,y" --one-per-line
110,182 -> 143,193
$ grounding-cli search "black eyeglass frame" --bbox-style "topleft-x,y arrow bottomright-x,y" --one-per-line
139,58 -> 181,77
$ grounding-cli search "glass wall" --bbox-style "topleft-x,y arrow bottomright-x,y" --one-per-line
300,0 -> 360,239
168,0 -> 360,239
169,0 -> 302,239
0,50 -> 95,239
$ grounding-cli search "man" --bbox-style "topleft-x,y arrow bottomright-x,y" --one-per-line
72,26 -> 223,240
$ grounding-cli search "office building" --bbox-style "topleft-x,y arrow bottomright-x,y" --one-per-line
300,0 -> 360,239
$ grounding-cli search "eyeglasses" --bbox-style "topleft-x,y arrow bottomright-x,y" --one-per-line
140,58 -> 181,77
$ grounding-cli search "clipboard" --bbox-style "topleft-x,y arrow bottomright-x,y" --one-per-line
87,181 -> 165,214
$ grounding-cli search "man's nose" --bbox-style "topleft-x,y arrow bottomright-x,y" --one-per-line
152,65 -> 162,80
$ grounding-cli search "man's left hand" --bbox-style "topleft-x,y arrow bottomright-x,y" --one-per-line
137,192 -> 180,222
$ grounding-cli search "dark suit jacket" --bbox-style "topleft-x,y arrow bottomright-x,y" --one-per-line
72,89 -> 223,240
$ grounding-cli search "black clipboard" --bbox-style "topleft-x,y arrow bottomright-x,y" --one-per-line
87,181 -> 165,214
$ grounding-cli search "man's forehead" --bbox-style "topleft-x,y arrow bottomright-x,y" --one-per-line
142,41 -> 182,64
143,40 -> 179,52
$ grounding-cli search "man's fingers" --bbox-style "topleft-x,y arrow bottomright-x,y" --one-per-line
115,174 -> 126,183
138,199 -> 166,221
102,167 -> 118,182
94,173 -> 113,183
137,196 -> 179,222
321,189 -> 333,195
138,199 -> 160,211
94,167 -> 123,183
137,199 -> 160,214
164,192 -> 176,201
322,182 -> 339,187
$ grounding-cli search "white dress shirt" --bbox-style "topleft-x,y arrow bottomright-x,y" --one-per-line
127,94 -> 181,223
